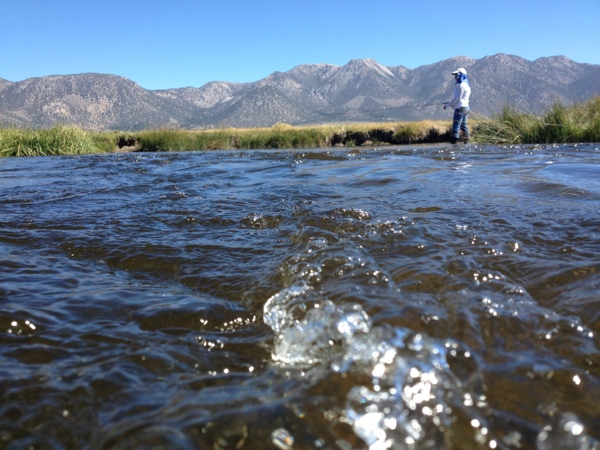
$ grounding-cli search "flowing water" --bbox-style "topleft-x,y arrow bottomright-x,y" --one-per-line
1,144 -> 599,450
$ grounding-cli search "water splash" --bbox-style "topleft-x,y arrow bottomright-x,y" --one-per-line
262,239 -> 491,448
340,328 -> 490,449
536,412 -> 600,450
264,280 -> 371,366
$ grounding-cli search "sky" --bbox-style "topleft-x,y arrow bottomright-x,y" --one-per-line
1,0 -> 599,90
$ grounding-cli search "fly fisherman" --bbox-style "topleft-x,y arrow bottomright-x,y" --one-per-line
443,68 -> 471,144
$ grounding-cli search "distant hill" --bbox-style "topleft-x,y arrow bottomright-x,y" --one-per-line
1,54 -> 599,130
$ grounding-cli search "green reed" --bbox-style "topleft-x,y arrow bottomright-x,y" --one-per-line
134,128 -> 236,152
473,96 -> 600,144
393,121 -> 449,144
235,124 -> 333,149
135,124 -> 355,151
2,97 -> 598,157
0,126 -> 114,157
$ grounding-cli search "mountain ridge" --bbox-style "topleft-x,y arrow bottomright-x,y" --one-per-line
1,54 -> 599,130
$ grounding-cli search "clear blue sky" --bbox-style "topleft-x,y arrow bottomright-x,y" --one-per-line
2,0 -> 599,90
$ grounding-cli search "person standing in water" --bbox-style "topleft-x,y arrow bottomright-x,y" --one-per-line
444,68 -> 471,144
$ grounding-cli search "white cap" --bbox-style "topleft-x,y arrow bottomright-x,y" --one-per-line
452,68 -> 467,75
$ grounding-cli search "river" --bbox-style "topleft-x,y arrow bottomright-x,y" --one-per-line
1,144 -> 599,449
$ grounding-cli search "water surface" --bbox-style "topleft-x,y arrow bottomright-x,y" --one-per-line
1,144 -> 600,449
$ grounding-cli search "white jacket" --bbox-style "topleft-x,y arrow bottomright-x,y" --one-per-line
446,82 -> 471,109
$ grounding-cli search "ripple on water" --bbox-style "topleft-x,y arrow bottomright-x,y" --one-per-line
1,146 -> 600,448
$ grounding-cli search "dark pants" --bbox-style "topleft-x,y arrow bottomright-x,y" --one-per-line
452,107 -> 469,141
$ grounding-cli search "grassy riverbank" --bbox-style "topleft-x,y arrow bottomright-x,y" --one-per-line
0,126 -> 115,157
475,96 -> 600,144
132,120 -> 451,153
0,121 -> 452,157
1,97 -> 598,157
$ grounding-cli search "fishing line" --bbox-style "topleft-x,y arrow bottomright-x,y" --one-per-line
314,103 -> 448,121
362,103 -> 447,112
314,104 -> 491,123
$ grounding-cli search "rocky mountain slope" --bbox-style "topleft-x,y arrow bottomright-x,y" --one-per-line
1,54 -> 599,130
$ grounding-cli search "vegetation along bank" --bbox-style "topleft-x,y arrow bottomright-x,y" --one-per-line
1,97 -> 598,157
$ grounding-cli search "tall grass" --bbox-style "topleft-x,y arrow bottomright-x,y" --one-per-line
134,128 -> 237,152
238,124 -> 333,149
393,120 -> 449,144
133,122 -> 448,152
0,126 -> 114,157
474,96 -> 600,144
1,97 -> 598,157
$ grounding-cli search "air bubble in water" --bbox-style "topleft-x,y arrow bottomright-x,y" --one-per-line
271,428 -> 294,450
536,412 -> 600,450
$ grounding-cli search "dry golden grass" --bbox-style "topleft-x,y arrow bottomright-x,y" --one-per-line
4,96 -> 597,157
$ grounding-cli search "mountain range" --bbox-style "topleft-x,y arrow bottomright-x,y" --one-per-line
1,54 -> 599,130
